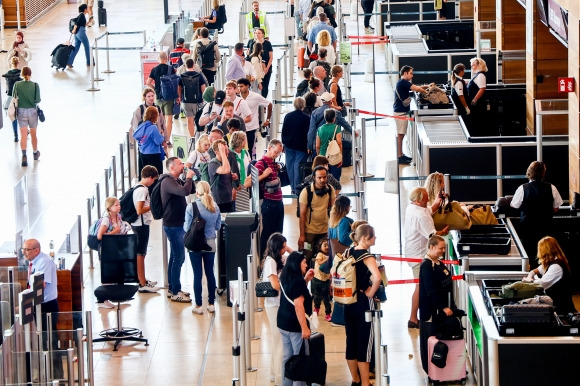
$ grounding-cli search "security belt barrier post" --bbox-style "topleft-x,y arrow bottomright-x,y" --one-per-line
231,267 -> 247,386
244,258 -> 258,372
365,309 -> 388,386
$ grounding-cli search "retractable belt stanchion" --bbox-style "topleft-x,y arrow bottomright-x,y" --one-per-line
86,310 -> 95,386
365,309 -> 387,386
239,7 -> 245,43
247,253 -> 260,340
360,116 -> 374,178
232,298 -> 241,385
238,268 -> 247,386
87,44 -> 100,92
244,275 -> 257,372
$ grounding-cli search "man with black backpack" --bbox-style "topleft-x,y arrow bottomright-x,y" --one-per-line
128,165 -> 161,293
192,28 -> 221,85
179,58 -> 207,137
298,165 -> 335,261
147,52 -> 180,148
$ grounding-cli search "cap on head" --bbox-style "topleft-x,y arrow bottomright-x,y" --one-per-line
320,92 -> 335,102
215,90 -> 226,104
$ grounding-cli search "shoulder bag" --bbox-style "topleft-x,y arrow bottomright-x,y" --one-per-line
255,257 -> 279,297
7,86 -> 17,121
276,156 -> 290,187
469,204 -> 498,225
326,125 -> 342,166
284,339 -> 327,385
395,87 -> 412,107
280,283 -> 319,331
432,197 -> 472,231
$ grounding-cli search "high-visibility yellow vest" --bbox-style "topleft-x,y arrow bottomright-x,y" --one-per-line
246,11 -> 268,39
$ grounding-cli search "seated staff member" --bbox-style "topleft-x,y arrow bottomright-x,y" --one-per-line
511,161 -> 562,269
523,236 -> 577,315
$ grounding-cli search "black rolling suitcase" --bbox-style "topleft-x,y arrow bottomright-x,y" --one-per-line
341,130 -> 352,167
50,44 -> 74,70
308,332 -> 325,362
98,7 -> 107,26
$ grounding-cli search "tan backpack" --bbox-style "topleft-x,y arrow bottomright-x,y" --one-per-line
331,248 -> 372,305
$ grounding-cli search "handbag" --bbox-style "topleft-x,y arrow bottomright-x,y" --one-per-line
326,125 -> 342,166
35,85 -> 45,122
7,93 -> 17,121
183,202 -> 212,252
276,161 -> 290,187
432,197 -> 472,231
284,339 -> 327,385
469,204 -> 498,225
395,88 -> 412,107
3,95 -> 12,111
255,257 -> 279,297
280,283 -> 319,330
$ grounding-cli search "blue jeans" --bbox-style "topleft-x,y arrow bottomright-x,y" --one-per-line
279,328 -> 307,386
68,26 -> 91,66
163,226 -> 186,294
260,199 -> 284,256
285,147 -> 309,194
188,250 -> 216,306
329,163 -> 342,181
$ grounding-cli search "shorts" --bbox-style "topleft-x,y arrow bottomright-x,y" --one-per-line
156,98 -> 174,116
394,112 -> 409,135
412,263 -> 421,279
17,108 -> 38,128
82,0 -> 95,5
182,102 -> 200,118
132,225 -> 150,255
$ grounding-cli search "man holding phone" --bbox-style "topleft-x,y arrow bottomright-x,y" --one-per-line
198,90 -> 226,132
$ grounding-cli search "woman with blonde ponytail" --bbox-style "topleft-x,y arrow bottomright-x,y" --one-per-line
184,181 -> 222,315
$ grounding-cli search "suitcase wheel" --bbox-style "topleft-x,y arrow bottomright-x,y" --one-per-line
217,289 -> 225,296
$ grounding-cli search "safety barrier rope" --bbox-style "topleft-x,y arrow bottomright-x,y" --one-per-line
358,110 -> 415,121
389,275 -> 463,285
380,255 -> 460,265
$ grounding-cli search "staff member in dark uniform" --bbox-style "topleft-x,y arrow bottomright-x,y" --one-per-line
465,57 -> 487,136
523,236 -> 577,315
451,63 -> 470,124
511,161 -> 563,269
419,235 -> 455,374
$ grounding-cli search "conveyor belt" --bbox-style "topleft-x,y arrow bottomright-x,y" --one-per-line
386,25 -> 423,43
421,120 -> 468,144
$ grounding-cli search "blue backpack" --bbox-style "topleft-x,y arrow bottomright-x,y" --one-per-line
87,218 -> 106,250
159,64 -> 180,101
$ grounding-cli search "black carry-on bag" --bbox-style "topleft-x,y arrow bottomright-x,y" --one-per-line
285,338 -> 327,385
50,43 -> 75,71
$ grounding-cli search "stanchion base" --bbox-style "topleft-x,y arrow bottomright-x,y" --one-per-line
102,70 -> 116,74
246,367 -> 258,372
362,173 -> 375,178
86,88 -> 101,92
94,77 -> 105,81
251,335 -> 260,340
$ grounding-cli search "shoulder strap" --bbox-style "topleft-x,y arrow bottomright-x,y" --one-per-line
191,201 -> 201,220
306,184 -> 314,224
353,251 -> 373,265
140,104 -> 145,118
279,283 -> 294,305
166,63 -> 172,75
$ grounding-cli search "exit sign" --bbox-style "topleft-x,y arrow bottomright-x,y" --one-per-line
558,77 -> 574,93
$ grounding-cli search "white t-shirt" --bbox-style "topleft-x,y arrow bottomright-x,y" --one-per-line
262,256 -> 280,308
471,72 -> 486,89
101,215 -> 132,234
186,149 -> 211,169
131,186 -> 153,226
404,203 -> 436,267
243,91 -> 270,131
231,96 -> 252,124
453,76 -> 464,96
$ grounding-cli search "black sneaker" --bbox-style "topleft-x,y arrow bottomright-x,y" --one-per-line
398,156 -> 411,165
402,154 -> 412,161
33,151 -> 40,161
21,155 -> 28,167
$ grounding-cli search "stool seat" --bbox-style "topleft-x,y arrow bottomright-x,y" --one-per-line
94,284 -> 138,303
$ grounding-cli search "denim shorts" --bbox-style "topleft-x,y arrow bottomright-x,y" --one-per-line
17,107 -> 38,128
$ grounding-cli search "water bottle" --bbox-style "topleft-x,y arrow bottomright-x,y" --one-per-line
49,240 -> 55,260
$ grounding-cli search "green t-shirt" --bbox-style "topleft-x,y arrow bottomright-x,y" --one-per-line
13,80 -> 40,109
317,123 -> 340,156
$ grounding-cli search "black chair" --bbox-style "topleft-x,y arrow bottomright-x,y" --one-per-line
93,234 -> 148,351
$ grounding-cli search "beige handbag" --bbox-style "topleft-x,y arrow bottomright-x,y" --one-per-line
432,198 -> 472,231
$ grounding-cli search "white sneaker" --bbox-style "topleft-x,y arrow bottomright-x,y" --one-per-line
146,279 -> 158,286
171,291 -> 192,303
139,283 -> 161,293
97,300 -> 115,309
192,306 -> 203,314
207,304 -> 215,313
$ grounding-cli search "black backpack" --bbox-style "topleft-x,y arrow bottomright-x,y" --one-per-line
69,16 -> 79,33
216,5 -> 227,33
194,102 -> 207,132
119,184 -> 144,224
196,41 -> 217,69
184,202 -> 212,252
150,174 -> 171,220
295,183 -> 331,219
180,73 -> 202,103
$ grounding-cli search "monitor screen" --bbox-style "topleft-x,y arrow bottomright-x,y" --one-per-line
100,235 -> 139,284
537,0 -> 548,26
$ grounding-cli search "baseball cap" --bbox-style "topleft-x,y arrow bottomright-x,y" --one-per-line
320,92 -> 335,102
177,38 -> 185,45
215,90 -> 226,104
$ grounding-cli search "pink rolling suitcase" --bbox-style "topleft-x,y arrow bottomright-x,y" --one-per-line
427,336 -> 467,384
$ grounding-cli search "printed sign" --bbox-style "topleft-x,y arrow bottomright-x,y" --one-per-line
339,42 -> 352,64
548,0 -> 568,42
558,77 -> 574,93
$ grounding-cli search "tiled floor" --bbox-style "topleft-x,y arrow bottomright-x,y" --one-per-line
0,0 -> 478,385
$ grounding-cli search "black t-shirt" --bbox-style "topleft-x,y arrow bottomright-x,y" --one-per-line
75,13 -> 87,28
277,274 -> 313,332
351,248 -> 373,292
247,39 -> 273,74
149,63 -> 175,98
